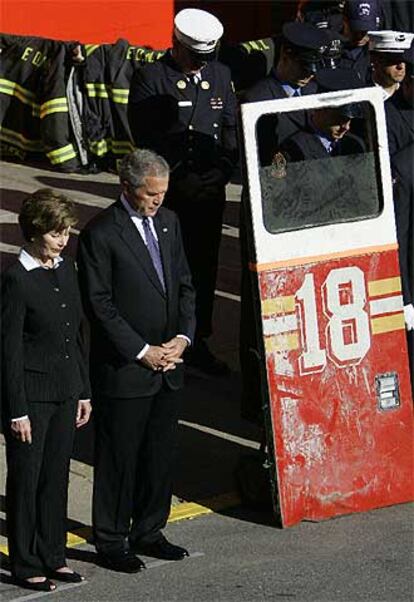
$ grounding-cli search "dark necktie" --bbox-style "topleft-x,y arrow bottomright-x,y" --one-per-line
142,217 -> 165,291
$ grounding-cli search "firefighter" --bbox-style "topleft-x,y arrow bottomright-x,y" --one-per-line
369,30 -> 414,100
128,8 -> 238,376
338,0 -> 381,83
242,22 -> 331,164
239,22 -> 330,421
280,68 -> 365,161
385,39 -> 414,157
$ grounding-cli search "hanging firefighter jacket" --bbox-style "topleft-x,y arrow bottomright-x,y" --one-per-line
0,34 -> 83,170
82,38 -> 166,168
0,32 -> 277,171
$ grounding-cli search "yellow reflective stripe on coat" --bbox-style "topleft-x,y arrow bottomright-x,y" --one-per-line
40,97 -> 68,119
111,88 -> 129,104
46,143 -> 77,164
84,44 -> 100,57
0,78 -> 41,116
0,126 -> 43,151
89,138 -> 135,156
85,83 -> 129,103
86,82 -> 109,98
89,139 -> 109,155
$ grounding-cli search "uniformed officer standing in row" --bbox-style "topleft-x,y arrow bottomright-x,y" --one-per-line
280,69 -> 365,162
388,41 -> 414,390
385,39 -> 414,157
369,30 -> 414,100
242,22 -> 331,165
337,0 -> 380,82
128,9 -> 238,376
239,22 -> 331,422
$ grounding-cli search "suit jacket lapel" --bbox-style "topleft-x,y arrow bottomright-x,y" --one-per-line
113,200 -> 166,297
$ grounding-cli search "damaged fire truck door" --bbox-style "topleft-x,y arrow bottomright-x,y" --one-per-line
240,87 -> 414,527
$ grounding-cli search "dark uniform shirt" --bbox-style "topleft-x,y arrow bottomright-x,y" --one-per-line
281,127 -> 365,161
127,52 -> 238,340
337,45 -> 371,84
128,52 -> 238,181
385,88 -> 414,157
242,71 -> 318,165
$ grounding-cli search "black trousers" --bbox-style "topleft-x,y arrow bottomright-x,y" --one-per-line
92,386 -> 181,555
165,179 -> 226,340
5,398 -> 77,579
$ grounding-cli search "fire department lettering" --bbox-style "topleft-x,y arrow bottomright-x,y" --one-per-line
20,46 -> 49,68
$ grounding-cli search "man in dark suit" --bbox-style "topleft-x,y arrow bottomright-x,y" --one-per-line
77,150 -> 196,572
128,8 -> 237,376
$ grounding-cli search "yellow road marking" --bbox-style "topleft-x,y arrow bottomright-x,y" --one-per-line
0,493 -> 240,556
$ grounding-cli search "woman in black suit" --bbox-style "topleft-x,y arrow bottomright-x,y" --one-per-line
1,188 -> 92,591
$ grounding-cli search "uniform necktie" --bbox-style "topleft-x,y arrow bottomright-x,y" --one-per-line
292,89 -> 300,97
142,217 -> 165,291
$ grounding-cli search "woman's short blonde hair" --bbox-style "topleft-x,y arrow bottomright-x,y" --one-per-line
19,188 -> 78,242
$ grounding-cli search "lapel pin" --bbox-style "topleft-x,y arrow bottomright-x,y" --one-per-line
177,80 -> 186,89
163,227 -> 168,232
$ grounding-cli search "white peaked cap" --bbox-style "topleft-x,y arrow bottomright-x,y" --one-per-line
369,30 -> 414,53
174,8 -> 224,54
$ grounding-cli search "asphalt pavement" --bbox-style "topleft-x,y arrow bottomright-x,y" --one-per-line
1,503 -> 413,602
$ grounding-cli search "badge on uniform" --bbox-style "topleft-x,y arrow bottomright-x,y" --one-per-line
210,97 -> 223,110
201,80 -> 210,90
176,80 -> 187,90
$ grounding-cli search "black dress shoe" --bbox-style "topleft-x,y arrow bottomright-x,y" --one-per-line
14,577 -> 56,592
98,551 -> 146,573
48,569 -> 84,583
131,536 -> 189,561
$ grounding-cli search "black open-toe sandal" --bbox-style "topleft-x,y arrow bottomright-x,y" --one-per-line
48,569 -> 84,583
15,577 -> 57,591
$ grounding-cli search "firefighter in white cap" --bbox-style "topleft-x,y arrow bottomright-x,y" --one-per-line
369,30 -> 414,99
128,8 -> 238,376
